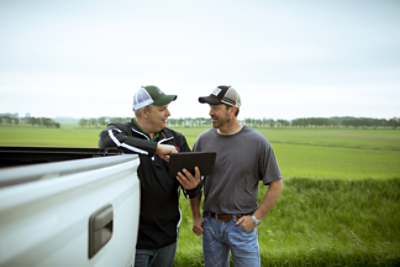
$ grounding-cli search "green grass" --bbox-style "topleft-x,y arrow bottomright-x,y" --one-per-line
172,127 -> 400,180
274,143 -> 400,180
1,125 -> 400,266
176,179 -> 400,266
255,128 -> 400,151
0,125 -> 100,148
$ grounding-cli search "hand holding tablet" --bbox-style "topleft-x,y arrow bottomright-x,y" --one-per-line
176,166 -> 201,190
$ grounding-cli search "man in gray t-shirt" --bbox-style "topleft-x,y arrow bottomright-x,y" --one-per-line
189,85 -> 284,267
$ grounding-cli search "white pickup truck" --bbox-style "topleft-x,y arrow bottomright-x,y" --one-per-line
0,147 -> 141,267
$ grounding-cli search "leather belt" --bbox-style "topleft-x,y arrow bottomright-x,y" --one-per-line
204,212 -> 251,222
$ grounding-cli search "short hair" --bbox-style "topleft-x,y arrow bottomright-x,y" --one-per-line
225,104 -> 239,117
134,105 -> 154,118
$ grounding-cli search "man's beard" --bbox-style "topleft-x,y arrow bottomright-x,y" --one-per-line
211,114 -> 230,128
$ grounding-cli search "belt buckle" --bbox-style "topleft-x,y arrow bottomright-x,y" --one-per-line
215,213 -> 222,222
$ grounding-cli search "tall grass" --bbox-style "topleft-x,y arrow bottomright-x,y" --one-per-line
175,179 -> 400,266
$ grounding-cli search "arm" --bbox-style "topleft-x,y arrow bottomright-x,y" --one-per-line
189,191 -> 204,236
155,144 -> 178,162
98,124 -> 177,161
236,178 -> 283,231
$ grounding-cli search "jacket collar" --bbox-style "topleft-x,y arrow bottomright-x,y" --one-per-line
130,119 -> 174,143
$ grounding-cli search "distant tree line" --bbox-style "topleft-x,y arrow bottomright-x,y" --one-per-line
339,117 -> 399,129
78,117 -> 291,128
292,117 -> 336,128
78,116 -> 399,129
78,117 -> 132,127
2,114 -> 398,129
291,117 -> 399,129
0,116 -> 60,128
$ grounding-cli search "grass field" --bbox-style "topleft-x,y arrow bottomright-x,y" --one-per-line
1,126 -> 399,180
1,125 -> 399,266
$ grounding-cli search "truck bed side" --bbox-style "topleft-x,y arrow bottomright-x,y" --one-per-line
0,154 -> 140,267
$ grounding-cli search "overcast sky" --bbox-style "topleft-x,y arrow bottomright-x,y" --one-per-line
0,0 -> 399,120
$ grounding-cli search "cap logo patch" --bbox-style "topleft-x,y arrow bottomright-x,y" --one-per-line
211,88 -> 221,96
157,88 -> 164,94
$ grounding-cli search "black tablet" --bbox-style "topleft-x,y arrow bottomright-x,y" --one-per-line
169,152 -> 217,178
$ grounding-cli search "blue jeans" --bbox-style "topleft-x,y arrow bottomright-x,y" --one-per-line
202,214 -> 260,267
134,241 -> 177,267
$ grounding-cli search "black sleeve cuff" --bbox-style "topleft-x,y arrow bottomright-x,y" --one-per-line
182,177 -> 204,199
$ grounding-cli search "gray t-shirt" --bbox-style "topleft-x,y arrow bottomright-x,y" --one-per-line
193,125 -> 283,214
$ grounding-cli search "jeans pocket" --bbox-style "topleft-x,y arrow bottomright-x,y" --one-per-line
238,225 -> 255,235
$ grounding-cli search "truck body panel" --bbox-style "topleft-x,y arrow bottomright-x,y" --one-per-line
0,149 -> 140,267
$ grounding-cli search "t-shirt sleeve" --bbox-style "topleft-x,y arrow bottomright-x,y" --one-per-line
192,138 -> 200,152
259,139 -> 283,185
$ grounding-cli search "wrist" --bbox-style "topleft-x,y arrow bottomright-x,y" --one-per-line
192,213 -> 202,219
155,144 -> 160,154
251,214 -> 261,227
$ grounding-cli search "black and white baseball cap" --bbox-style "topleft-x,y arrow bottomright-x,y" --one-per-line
132,85 -> 177,111
198,85 -> 241,108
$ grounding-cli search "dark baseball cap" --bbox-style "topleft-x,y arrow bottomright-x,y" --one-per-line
198,85 -> 241,108
132,85 -> 177,111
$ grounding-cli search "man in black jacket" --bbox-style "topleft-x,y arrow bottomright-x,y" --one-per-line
98,85 -> 201,267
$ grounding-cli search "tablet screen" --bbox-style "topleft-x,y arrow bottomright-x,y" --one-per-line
169,152 -> 216,178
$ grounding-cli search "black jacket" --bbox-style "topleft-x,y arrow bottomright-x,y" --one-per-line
98,120 -> 200,249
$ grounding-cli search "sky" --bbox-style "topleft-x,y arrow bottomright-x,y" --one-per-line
0,0 -> 399,120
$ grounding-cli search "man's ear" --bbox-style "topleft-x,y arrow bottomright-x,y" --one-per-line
141,107 -> 148,118
230,106 -> 237,117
